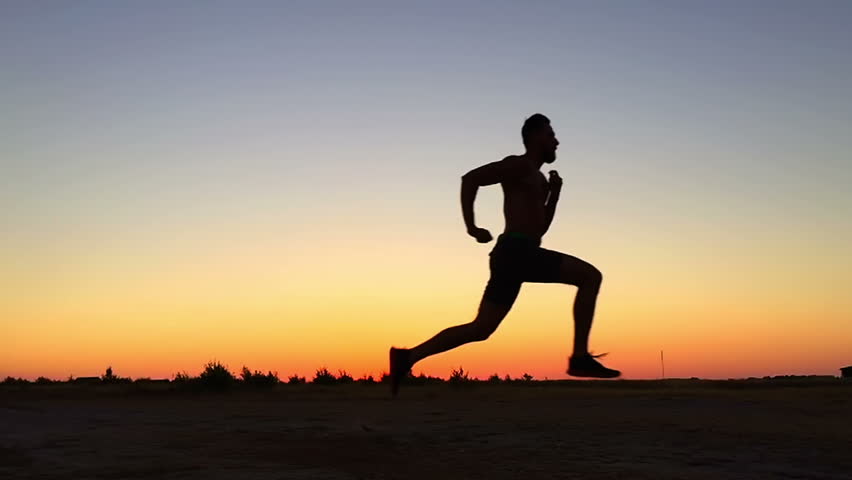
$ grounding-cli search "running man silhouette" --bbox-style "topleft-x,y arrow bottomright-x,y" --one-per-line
389,114 -> 620,395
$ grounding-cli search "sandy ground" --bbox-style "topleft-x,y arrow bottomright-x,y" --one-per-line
1,381 -> 850,479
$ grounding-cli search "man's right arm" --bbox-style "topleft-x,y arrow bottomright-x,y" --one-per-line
461,177 -> 491,242
460,156 -> 528,243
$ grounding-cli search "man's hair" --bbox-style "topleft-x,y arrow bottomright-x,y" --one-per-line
521,113 -> 551,147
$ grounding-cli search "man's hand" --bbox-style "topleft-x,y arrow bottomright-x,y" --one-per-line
548,170 -> 563,193
467,226 -> 493,244
543,171 -> 562,235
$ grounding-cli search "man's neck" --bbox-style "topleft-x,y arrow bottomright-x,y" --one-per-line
522,151 -> 546,169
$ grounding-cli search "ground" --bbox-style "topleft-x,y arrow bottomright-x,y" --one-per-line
1,380 -> 849,479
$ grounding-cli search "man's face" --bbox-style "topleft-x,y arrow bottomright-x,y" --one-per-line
538,125 -> 559,164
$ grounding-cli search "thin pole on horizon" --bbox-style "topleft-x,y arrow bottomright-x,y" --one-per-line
661,350 -> 665,379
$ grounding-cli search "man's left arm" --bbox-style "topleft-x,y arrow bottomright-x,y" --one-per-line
543,170 -> 562,233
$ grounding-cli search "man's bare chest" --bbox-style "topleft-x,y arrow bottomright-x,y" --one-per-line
504,173 -> 548,200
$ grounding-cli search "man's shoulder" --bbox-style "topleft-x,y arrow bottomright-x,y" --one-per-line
501,154 -> 538,175
499,154 -> 534,169
490,155 -> 535,186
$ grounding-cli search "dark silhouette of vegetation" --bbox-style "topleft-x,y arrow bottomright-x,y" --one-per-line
449,367 -> 473,386
313,367 -> 337,385
336,369 -> 354,384
407,372 -> 445,386
3,376 -> 29,385
101,366 -> 131,384
0,363 -> 598,390
240,367 -> 279,388
198,360 -> 236,391
5,361 -> 848,393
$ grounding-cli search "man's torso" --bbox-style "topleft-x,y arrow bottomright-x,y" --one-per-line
500,155 -> 549,239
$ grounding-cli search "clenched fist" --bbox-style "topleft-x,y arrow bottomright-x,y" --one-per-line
548,170 -> 562,191
467,226 -> 493,244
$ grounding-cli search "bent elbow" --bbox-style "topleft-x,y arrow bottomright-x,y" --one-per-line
461,172 -> 479,187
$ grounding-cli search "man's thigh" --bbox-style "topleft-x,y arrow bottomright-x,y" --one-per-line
524,248 -> 599,286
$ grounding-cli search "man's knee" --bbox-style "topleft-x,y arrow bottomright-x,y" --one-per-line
469,302 -> 508,341
469,320 -> 498,341
585,266 -> 603,289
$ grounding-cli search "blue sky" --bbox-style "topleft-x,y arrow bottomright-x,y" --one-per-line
4,1 -> 849,223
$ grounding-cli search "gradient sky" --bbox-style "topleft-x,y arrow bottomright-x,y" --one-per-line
2,1 -> 851,381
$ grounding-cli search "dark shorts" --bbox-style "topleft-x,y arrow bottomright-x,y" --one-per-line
483,233 -> 564,306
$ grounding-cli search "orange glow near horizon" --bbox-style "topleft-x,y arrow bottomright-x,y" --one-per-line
3,219 -> 850,381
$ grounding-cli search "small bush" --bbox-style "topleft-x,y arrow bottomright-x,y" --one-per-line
101,366 -> 131,384
449,367 -> 472,385
199,360 -> 235,391
313,367 -> 337,385
2,376 -> 29,385
240,367 -> 279,388
356,374 -> 376,385
336,370 -> 354,384
287,374 -> 306,385
488,373 -> 502,384
407,372 -> 444,386
35,376 -> 54,385
522,373 -> 534,382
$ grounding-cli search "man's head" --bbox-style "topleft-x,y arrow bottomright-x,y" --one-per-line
521,113 -> 559,163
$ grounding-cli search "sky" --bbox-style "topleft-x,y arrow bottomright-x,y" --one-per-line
2,1 -> 851,381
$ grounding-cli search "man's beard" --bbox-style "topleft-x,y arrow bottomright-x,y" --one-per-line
543,151 -> 557,164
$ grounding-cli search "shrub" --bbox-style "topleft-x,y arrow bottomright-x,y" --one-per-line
522,373 -> 534,382
240,367 -> 279,388
35,376 -> 54,385
312,367 -> 337,385
198,360 -> 235,391
407,372 -> 444,386
356,374 -> 376,385
449,367 -> 472,385
2,376 -> 29,385
101,366 -> 131,384
287,374 -> 306,385
336,370 -> 354,384
488,373 -> 502,384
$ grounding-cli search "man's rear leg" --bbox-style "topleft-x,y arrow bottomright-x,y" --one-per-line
389,298 -> 511,395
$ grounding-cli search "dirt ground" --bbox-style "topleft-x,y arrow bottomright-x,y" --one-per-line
1,381 -> 850,479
